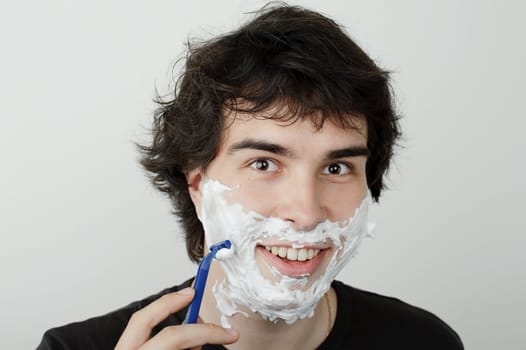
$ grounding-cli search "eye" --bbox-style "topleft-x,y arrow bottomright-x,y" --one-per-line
250,158 -> 279,172
322,162 -> 352,175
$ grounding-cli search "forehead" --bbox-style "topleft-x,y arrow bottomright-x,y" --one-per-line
220,107 -> 367,147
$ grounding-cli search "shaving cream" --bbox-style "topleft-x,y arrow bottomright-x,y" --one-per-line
199,179 -> 373,326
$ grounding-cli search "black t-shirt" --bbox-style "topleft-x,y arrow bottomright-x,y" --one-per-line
37,279 -> 463,349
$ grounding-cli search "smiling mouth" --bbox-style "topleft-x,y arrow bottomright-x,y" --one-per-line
258,244 -> 329,277
263,246 -> 321,261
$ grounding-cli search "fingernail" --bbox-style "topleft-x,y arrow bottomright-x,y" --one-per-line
177,287 -> 193,295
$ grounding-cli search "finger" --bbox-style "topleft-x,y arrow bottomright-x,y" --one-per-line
140,323 -> 239,350
115,287 -> 195,350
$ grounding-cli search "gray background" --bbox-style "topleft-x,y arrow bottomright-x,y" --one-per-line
1,1 -> 524,349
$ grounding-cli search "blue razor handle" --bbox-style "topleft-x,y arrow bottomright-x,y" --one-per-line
184,240 -> 232,324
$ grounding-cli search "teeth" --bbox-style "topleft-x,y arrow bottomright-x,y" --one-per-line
264,246 -> 321,261
287,248 -> 297,260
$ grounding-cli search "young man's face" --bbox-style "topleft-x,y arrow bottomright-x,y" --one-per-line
187,107 -> 371,324
188,108 -> 368,279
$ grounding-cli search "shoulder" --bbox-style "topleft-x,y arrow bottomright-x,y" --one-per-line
328,280 -> 464,350
36,279 -> 193,350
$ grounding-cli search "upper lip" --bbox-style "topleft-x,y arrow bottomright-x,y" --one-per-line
257,242 -> 330,250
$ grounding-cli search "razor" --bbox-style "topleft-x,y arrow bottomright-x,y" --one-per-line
184,239 -> 233,324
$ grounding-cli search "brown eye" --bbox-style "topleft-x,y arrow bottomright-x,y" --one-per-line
250,159 -> 278,172
254,159 -> 269,170
328,163 -> 341,174
322,162 -> 351,175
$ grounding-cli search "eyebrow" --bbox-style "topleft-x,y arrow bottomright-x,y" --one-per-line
228,138 -> 369,159
327,147 -> 369,159
229,139 -> 293,157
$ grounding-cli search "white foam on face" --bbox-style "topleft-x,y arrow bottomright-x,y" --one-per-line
199,179 -> 373,327
215,246 -> 235,260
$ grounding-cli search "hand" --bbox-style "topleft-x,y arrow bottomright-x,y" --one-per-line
115,287 -> 239,350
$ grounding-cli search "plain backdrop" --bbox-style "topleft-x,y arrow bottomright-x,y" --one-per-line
1,1 -> 525,349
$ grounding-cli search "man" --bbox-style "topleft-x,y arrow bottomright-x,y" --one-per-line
38,4 -> 463,349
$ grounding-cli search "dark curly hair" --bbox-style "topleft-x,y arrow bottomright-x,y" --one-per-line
139,4 -> 401,262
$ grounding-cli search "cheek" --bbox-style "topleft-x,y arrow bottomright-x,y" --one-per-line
216,177 -> 368,220
221,181 -> 276,216
323,184 -> 368,220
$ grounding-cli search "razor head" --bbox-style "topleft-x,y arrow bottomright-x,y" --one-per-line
209,239 -> 232,252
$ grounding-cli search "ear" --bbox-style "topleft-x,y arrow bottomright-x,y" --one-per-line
186,168 -> 204,217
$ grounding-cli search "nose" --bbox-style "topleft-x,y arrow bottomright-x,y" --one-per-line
275,175 -> 326,231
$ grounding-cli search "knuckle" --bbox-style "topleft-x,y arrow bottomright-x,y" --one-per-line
159,293 -> 173,302
157,326 -> 173,336
128,309 -> 151,328
157,326 -> 186,346
202,323 -> 219,333
129,309 -> 143,323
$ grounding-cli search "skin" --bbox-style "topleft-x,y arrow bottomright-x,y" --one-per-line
116,108 -> 368,349
115,288 -> 239,350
